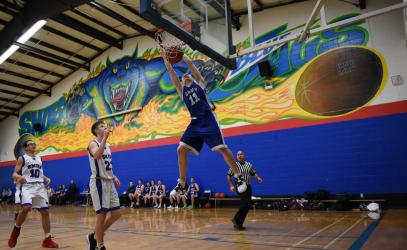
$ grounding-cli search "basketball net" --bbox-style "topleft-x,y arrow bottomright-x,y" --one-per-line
155,21 -> 192,62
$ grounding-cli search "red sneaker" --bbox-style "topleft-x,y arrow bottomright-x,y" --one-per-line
42,236 -> 59,248
8,227 -> 20,248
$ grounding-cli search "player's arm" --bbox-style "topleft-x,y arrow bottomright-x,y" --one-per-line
88,130 -> 109,160
195,183 -> 200,192
183,55 -> 205,86
161,51 -> 183,98
113,175 -> 120,188
12,157 -> 26,184
43,175 -> 51,186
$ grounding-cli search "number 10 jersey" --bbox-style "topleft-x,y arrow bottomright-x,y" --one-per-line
21,154 -> 44,183
88,140 -> 114,180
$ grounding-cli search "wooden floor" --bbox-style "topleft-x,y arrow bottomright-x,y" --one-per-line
1,205 -> 406,249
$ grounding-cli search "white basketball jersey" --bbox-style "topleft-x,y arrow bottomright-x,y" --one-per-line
21,154 -> 44,183
88,140 -> 114,180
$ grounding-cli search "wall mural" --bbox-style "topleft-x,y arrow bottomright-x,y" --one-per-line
18,14 -> 387,153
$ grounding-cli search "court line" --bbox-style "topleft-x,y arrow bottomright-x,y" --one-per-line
323,217 -> 365,249
286,216 -> 347,250
50,224 -> 324,249
348,213 -> 384,250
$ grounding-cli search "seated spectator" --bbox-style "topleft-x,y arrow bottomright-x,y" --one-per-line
57,184 -> 68,205
133,179 -> 144,208
1,187 -> 13,204
168,186 -> 179,209
150,180 -> 158,208
126,181 -> 136,207
68,180 -> 78,204
46,186 -> 55,205
155,180 -> 166,209
178,185 -> 188,209
1,188 -> 6,203
143,181 -> 152,207
50,185 -> 61,204
187,177 -> 200,208
168,185 -> 187,209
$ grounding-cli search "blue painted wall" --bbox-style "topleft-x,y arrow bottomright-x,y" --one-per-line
1,113 -> 406,195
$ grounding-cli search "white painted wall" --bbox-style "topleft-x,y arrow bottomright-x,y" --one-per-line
0,0 -> 406,162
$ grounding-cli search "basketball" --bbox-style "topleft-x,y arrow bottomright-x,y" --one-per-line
165,46 -> 184,64
295,47 -> 383,116
219,193 -> 225,198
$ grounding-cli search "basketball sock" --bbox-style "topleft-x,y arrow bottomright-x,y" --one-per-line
14,213 -> 19,221
45,233 -> 52,238
97,242 -> 104,248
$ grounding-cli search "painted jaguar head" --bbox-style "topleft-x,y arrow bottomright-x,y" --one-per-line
98,52 -> 139,114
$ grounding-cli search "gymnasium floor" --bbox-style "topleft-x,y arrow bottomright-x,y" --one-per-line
1,205 -> 406,249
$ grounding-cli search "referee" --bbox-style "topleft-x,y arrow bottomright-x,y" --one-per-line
227,150 -> 263,230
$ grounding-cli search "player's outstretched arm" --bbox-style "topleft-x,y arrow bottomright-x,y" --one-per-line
161,50 -> 183,98
13,156 -> 26,184
183,55 -> 204,86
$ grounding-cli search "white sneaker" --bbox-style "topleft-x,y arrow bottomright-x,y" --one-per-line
130,202 -> 135,207
157,204 -> 162,209
175,205 -> 179,209
168,205 -> 174,209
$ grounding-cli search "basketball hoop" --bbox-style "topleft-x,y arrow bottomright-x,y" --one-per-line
155,21 -> 192,64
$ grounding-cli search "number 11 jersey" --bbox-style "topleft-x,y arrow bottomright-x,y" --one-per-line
182,81 -> 214,118
88,140 -> 114,180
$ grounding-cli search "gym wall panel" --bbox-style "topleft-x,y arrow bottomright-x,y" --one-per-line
1,112 -> 406,195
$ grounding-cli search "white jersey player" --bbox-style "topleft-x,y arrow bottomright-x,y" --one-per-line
8,140 -> 58,248
86,121 -> 121,250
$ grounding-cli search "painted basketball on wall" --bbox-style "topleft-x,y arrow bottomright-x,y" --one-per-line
295,47 -> 384,116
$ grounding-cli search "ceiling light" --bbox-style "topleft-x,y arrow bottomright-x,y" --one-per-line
17,19 -> 47,44
0,45 -> 19,65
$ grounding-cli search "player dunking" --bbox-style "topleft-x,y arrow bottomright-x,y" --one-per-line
86,121 -> 121,250
161,51 -> 247,192
7,140 -> 58,248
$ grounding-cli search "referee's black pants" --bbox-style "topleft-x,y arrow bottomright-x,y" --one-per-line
234,184 -> 252,226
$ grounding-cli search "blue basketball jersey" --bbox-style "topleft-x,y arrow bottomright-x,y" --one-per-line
182,82 -> 213,118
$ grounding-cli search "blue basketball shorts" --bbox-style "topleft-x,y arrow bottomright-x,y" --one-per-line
180,111 -> 227,155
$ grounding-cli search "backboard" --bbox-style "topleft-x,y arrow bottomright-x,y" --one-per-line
140,0 -> 236,69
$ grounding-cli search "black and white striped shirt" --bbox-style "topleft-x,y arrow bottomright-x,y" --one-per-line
227,161 -> 257,185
